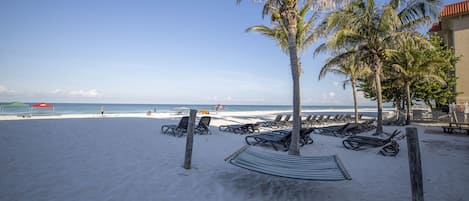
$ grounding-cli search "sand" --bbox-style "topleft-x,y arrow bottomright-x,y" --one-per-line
0,113 -> 468,201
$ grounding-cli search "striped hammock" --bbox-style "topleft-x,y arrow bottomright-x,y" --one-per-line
225,146 -> 351,181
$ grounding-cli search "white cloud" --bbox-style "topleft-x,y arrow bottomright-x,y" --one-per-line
69,89 -> 100,97
224,96 -> 233,101
328,92 -> 336,97
0,85 -> 15,94
51,89 -> 62,94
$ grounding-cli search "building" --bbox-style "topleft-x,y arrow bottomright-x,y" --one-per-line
430,0 -> 469,104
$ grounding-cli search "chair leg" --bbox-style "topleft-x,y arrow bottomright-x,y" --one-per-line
379,141 -> 400,156
269,142 -> 279,151
343,140 -> 361,150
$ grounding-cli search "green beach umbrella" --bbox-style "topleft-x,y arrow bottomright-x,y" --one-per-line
1,102 -> 30,107
0,102 -> 30,113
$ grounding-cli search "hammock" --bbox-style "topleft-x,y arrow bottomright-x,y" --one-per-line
225,146 -> 351,181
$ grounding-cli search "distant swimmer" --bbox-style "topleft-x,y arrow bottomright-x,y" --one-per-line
100,106 -> 104,117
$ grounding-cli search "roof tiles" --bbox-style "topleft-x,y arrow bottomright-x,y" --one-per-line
440,0 -> 469,17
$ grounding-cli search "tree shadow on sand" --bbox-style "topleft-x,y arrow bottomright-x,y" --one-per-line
216,171 -> 353,201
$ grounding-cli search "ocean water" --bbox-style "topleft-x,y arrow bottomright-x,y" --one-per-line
0,103 -> 388,117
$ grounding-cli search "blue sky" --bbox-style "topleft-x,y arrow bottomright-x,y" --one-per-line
0,0 -> 461,105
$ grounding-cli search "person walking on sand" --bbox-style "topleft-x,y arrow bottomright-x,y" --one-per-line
100,106 -> 104,117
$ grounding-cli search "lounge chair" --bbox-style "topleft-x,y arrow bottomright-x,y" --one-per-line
245,128 -> 315,151
277,114 -> 292,127
225,146 -> 352,181
259,114 -> 283,128
383,117 -> 406,126
314,123 -> 366,137
161,116 -> 189,137
342,130 -> 402,156
315,115 -> 327,124
329,114 -> 340,122
335,114 -> 346,122
270,128 -> 314,146
195,116 -> 211,135
319,115 -> 330,124
219,123 -> 260,134
307,114 -> 318,126
356,114 -> 363,121
343,114 -> 353,122
301,115 -> 312,126
361,119 -> 377,129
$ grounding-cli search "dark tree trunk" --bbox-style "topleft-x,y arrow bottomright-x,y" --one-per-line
372,56 -> 384,134
281,3 -> 301,156
406,81 -> 412,125
352,79 -> 359,124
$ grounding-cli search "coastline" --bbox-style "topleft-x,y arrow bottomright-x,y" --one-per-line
0,107 -> 395,122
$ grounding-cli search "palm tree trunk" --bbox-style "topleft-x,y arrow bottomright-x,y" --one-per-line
405,81 -> 411,125
372,57 -> 384,134
289,47 -> 301,156
352,79 -> 359,123
283,4 -> 301,156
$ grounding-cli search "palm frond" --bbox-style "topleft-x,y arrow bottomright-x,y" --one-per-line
398,0 -> 441,23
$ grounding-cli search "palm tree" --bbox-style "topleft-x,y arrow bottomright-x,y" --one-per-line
237,0 -> 349,155
316,0 -> 439,134
319,51 -> 370,123
388,39 -> 446,125
246,4 -> 319,76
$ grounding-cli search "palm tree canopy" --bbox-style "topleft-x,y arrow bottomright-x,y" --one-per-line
388,38 -> 447,84
319,50 -> 371,86
316,0 -> 437,67
246,4 -> 319,54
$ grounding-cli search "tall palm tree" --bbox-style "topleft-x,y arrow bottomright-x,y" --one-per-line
246,4 -> 319,76
316,0 -> 439,134
388,39 -> 445,125
237,0 -> 349,155
319,51 -> 370,123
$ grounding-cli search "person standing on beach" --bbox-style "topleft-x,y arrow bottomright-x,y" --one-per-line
100,106 -> 104,117
214,104 -> 223,114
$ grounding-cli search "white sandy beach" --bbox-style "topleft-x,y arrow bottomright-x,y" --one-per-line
0,108 -> 393,121
1,112 -> 468,201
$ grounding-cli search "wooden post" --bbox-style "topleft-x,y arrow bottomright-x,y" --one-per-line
183,109 -> 197,169
406,127 -> 424,201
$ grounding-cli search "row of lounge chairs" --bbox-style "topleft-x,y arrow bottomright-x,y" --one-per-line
219,123 -> 261,134
302,114 -> 362,127
243,126 -> 401,156
257,114 -> 292,128
161,116 -> 211,137
218,113 -> 363,135
245,128 -> 315,151
442,122 -> 469,135
313,120 -> 376,138
218,114 -> 292,135
261,114 -> 362,129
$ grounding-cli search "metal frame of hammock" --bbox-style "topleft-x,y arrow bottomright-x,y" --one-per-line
225,146 -> 351,181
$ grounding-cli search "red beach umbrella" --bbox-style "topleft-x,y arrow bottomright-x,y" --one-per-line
32,102 -> 55,113
32,102 -> 54,109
